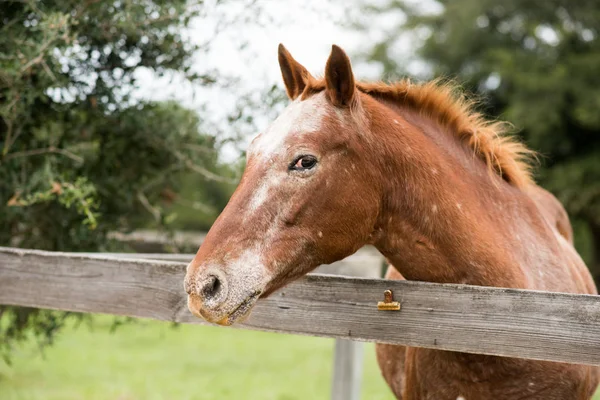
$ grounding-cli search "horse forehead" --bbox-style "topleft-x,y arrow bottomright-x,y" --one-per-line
250,92 -> 330,157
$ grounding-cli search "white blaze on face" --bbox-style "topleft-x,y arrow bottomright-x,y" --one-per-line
246,92 -> 329,213
247,173 -> 278,213
250,92 -> 329,159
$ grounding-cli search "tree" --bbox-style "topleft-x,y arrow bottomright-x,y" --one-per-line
0,0 -> 241,360
357,0 -> 600,279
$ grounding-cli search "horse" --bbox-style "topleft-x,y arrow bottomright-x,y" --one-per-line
184,44 -> 599,399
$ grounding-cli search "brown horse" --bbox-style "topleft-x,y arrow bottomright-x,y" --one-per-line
184,44 -> 599,399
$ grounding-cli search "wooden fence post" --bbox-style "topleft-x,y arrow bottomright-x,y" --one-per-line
331,339 -> 364,400
316,246 -> 384,400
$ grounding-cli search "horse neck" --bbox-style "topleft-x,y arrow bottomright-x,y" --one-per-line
364,99 -> 535,288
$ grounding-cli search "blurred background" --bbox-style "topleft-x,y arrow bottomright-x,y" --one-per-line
1,0 -> 599,399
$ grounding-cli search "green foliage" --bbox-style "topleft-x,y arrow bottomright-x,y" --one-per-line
0,0 -> 238,360
0,308 -> 83,366
358,0 -> 600,275
12,177 -> 99,229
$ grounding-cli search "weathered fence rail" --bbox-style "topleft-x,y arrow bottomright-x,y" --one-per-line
2,246 -> 600,367
68,248 -> 383,400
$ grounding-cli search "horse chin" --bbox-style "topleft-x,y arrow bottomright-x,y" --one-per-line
215,290 -> 261,326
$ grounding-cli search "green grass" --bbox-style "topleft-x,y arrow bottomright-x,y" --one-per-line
0,315 -> 394,400
3,316 -> 599,400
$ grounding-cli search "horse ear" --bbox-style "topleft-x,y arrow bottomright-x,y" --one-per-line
325,45 -> 356,107
278,44 -> 310,100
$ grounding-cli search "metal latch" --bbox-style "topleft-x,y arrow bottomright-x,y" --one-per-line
377,289 -> 401,311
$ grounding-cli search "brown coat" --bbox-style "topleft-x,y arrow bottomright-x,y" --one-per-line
184,44 -> 599,399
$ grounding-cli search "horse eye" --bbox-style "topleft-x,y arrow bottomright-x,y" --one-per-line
290,155 -> 317,171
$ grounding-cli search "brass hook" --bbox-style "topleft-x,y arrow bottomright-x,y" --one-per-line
377,289 -> 401,311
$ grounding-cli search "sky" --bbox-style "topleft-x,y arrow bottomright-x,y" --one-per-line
133,0 -> 422,161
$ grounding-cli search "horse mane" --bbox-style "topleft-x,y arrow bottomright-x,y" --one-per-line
305,78 -> 536,188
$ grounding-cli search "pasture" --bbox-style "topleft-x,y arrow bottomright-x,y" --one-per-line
0,315 -> 393,400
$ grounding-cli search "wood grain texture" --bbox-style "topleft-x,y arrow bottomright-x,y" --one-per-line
2,246 -> 600,366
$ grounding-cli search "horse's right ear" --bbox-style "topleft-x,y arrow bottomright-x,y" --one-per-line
278,44 -> 311,100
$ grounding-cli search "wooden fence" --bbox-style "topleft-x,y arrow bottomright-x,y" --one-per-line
2,246 -> 600,398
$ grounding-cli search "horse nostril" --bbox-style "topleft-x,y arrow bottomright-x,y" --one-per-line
202,275 -> 222,300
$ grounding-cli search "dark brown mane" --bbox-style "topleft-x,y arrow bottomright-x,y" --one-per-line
305,78 -> 536,188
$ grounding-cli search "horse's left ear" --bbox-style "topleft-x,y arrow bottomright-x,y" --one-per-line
325,45 -> 356,107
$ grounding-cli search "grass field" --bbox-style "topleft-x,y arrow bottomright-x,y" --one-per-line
2,316 -> 599,400
0,315 -> 394,400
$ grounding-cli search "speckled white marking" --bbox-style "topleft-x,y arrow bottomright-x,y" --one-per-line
457,396 -> 466,400
318,231 -> 323,238
250,92 -> 328,158
248,173 -> 283,213
393,119 -> 399,124
456,203 -> 462,210
246,93 -> 329,212
431,205 -> 438,213
196,248 -> 272,315
225,249 -> 271,298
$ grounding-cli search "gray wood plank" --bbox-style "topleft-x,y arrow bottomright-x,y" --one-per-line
71,246 -> 384,277
70,252 -> 195,262
2,246 -> 600,366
